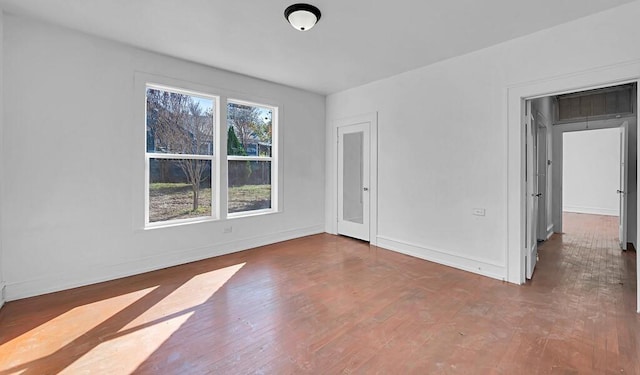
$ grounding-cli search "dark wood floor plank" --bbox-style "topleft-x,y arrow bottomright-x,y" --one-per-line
0,213 -> 638,374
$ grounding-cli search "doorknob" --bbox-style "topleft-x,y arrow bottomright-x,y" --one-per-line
617,190 -> 625,194
363,187 -> 369,192
531,193 -> 542,197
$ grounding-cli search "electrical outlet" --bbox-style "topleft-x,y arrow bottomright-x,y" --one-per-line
224,226 -> 233,234
472,208 -> 486,216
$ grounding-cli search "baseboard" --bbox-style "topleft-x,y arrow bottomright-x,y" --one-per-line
376,236 -> 507,282
546,224 -> 554,240
5,224 -> 324,301
0,283 -> 5,309
563,206 -> 618,216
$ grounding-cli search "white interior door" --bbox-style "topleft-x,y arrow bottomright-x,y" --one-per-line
536,126 -> 547,241
618,121 -> 628,250
525,101 -> 538,279
337,123 -> 370,241
545,124 -> 553,238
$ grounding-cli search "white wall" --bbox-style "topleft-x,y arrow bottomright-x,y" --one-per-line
0,11 -> 4,308
1,15 -> 326,300
563,128 -> 621,216
326,1 -> 640,282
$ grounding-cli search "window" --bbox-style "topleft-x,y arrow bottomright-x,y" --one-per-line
140,79 -> 278,227
227,100 -> 277,215
145,85 -> 217,225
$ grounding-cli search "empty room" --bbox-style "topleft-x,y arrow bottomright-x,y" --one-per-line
1,1 -> 639,374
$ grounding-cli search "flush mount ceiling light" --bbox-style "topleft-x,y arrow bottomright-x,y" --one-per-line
284,3 -> 321,31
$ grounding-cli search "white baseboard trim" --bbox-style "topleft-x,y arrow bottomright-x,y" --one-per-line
5,225 -> 324,301
0,283 -> 5,309
546,224 -> 554,240
376,236 -> 507,282
563,206 -> 618,216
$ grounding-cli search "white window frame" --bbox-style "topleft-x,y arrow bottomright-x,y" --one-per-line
226,98 -> 278,218
145,83 -> 220,228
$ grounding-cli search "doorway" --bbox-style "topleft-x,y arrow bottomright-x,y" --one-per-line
524,83 -> 637,280
507,62 -> 640,312
332,112 -> 378,244
562,127 -> 627,248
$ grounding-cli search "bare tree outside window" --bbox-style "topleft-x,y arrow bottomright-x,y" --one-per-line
146,87 -> 215,223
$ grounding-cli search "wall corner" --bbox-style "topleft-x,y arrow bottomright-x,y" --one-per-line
0,9 -> 5,308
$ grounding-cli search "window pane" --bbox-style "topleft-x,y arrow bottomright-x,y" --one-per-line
227,102 -> 272,157
149,158 -> 212,223
146,87 -> 215,155
342,132 -> 364,224
228,160 -> 271,213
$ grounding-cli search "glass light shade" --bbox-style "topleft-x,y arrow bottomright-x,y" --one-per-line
287,10 -> 318,31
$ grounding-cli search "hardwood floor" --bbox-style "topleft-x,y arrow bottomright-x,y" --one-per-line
0,213 -> 638,374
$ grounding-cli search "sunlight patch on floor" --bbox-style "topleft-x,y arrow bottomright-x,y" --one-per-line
60,312 -> 195,374
119,263 -> 246,332
0,287 -> 157,371
60,263 -> 245,374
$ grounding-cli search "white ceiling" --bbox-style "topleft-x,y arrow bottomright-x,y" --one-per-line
0,0 -> 635,94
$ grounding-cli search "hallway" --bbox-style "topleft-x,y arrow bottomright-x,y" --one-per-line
529,212 -> 638,372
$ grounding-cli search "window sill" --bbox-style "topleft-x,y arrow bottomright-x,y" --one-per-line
227,208 -> 279,220
139,209 -> 281,231
144,216 -> 218,230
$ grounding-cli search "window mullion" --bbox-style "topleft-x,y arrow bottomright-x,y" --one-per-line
146,153 -> 213,161
227,156 -> 272,162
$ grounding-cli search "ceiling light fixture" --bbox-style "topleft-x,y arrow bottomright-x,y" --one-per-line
284,3 -> 321,31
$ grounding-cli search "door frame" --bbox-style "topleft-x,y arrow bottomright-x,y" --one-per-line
525,100 -> 538,279
619,121 -> 629,250
536,124 -> 551,241
506,62 -> 640,313
328,112 -> 378,245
